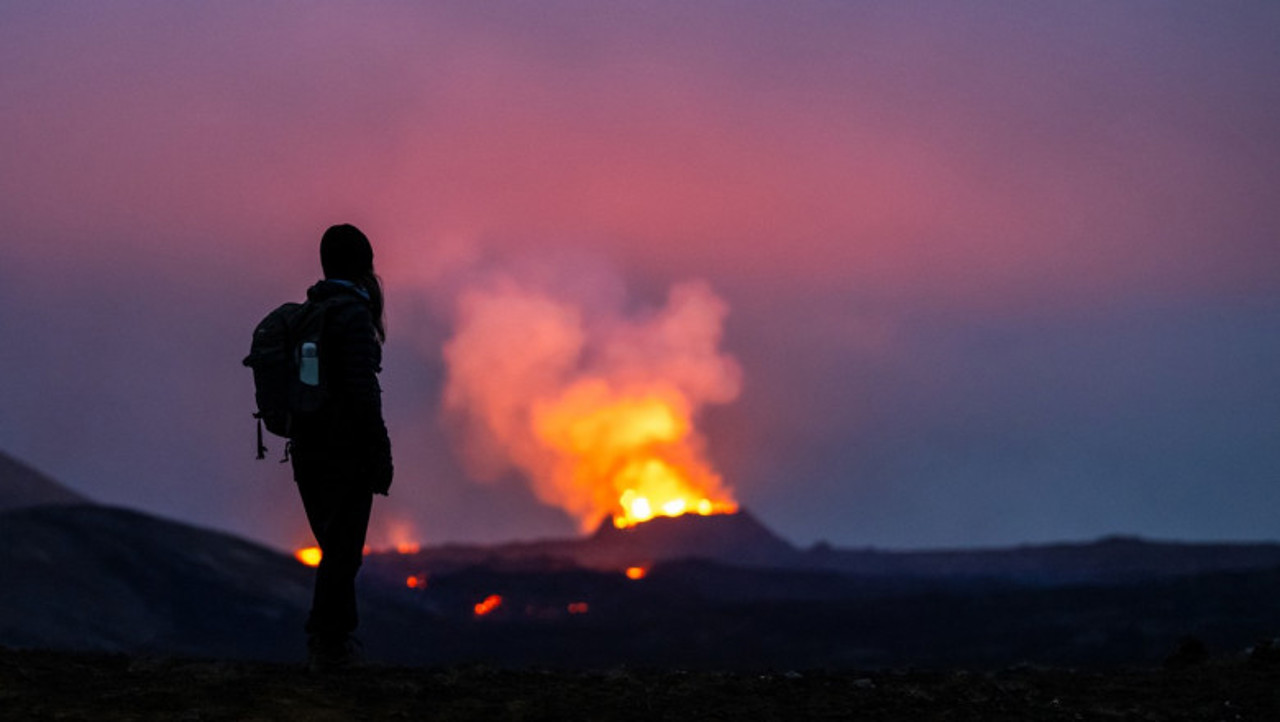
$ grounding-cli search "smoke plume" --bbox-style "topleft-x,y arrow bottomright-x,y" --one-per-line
442,270 -> 742,530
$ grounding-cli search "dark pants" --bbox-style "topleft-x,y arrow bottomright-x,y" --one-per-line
297,478 -> 373,640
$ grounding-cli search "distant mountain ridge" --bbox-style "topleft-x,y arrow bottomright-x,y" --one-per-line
803,534 -> 1280,585
364,509 -> 1280,587
0,451 -> 89,512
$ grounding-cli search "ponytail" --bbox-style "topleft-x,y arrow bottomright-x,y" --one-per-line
359,272 -> 386,344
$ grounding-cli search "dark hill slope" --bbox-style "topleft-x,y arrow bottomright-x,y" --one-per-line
0,504 -> 431,662
0,451 -> 89,511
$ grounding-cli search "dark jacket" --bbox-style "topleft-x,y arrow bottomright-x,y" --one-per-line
289,280 -> 393,494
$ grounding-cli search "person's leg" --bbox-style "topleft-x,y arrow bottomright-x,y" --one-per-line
298,480 -> 373,646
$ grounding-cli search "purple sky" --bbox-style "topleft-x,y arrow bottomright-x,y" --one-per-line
1,1 -> 1277,551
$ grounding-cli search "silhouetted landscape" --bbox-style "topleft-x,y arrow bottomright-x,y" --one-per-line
4,451 -> 1280,717
6,2 -> 1280,717
5,450 -> 1280,675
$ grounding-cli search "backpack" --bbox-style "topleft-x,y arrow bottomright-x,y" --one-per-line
242,298 -> 333,460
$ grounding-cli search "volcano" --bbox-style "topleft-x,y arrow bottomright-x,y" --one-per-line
361,508 -> 802,578
576,508 -> 800,569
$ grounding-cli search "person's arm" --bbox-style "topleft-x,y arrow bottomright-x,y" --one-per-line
331,300 -> 394,494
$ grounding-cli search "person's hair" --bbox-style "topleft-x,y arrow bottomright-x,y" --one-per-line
320,224 -> 386,343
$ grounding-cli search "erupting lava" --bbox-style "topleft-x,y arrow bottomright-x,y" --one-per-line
533,382 -> 738,529
445,275 -> 743,532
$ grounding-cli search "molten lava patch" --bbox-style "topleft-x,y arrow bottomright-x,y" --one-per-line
294,546 -> 322,567
613,486 -> 738,529
473,594 -> 503,617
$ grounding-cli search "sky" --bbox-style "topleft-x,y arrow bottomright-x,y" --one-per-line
1,1 -> 1278,552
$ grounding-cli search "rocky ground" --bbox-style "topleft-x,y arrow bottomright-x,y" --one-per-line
2,647 -> 1278,721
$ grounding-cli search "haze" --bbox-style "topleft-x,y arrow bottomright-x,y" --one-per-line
1,1 -> 1277,552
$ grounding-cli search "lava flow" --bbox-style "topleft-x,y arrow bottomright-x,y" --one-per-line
474,594 -> 503,617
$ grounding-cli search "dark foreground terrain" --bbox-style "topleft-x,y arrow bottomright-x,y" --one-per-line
3,647 -> 1278,722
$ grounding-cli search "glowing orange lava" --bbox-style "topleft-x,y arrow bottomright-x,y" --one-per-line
625,566 -> 648,580
532,384 -> 738,529
294,546 -> 322,567
473,594 -> 503,617
406,574 -> 427,589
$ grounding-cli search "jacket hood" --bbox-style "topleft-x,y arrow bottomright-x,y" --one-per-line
306,279 -> 371,304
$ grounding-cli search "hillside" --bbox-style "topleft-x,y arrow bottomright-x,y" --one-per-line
0,504 -> 432,663
0,451 -> 88,512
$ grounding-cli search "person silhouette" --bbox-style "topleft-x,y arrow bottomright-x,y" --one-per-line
288,223 -> 393,671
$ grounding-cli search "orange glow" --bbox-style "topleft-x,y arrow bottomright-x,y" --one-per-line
625,566 -> 648,580
532,382 -> 738,529
444,279 -> 741,535
385,520 -> 422,555
473,594 -> 503,617
406,574 -> 427,589
295,546 -> 322,567
567,602 -> 590,614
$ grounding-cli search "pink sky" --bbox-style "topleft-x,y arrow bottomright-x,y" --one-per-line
1,2 -> 1278,550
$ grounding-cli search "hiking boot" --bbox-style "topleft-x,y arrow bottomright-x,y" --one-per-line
307,634 -> 364,673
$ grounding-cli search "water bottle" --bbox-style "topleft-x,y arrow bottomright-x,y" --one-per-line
299,342 -> 320,386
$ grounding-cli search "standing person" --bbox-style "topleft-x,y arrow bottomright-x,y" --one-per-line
289,223 -> 394,671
